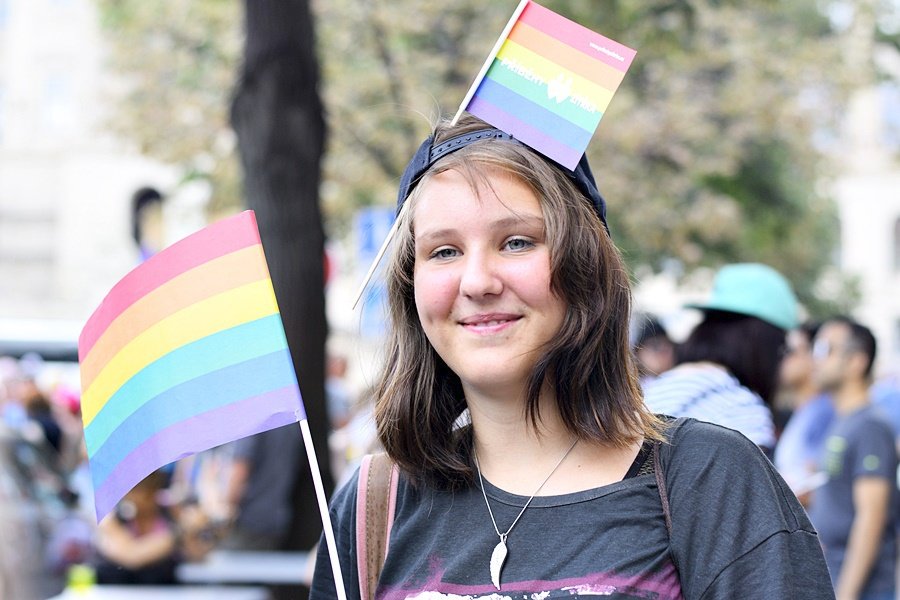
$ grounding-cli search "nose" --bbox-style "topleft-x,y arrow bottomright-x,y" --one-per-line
459,251 -> 502,299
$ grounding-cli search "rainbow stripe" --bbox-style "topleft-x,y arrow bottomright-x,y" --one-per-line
78,211 -> 305,521
465,0 -> 635,169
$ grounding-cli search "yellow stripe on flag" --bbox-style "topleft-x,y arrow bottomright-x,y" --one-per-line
81,279 -> 280,425
80,245 -> 269,390
496,39 -> 615,112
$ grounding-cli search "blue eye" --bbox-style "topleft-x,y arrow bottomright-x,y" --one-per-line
430,247 -> 458,260
505,237 -> 533,251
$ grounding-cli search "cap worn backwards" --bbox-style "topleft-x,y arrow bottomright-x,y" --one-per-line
395,127 -> 609,234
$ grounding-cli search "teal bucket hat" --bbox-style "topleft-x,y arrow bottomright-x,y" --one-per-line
686,263 -> 799,331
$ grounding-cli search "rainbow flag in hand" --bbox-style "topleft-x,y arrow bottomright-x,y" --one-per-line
462,0 -> 635,169
78,211 -> 305,521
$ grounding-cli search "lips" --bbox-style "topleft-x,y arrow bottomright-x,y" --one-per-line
459,313 -> 522,333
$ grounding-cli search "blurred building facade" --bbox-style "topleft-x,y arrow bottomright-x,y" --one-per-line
835,82 -> 900,375
0,0 -> 203,336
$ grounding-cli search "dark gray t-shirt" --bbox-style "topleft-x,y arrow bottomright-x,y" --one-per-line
312,419 -> 833,600
232,424 -> 303,537
809,405 -> 899,595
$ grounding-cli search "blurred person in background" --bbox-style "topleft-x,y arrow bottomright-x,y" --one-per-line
774,321 -> 834,503
45,487 -> 95,579
131,187 -> 165,262
0,357 -> 28,429
630,314 -> 676,387
221,425 -> 303,551
808,317 -> 898,600
18,377 -> 63,454
95,469 -> 179,585
328,385 -> 379,486
643,263 -> 798,455
325,353 -> 353,430
868,374 -> 900,447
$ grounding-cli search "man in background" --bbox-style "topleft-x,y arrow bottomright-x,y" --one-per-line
808,317 -> 898,600
774,321 -> 833,503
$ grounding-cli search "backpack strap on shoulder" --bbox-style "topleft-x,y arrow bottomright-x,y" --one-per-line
356,453 -> 399,600
653,440 -> 673,537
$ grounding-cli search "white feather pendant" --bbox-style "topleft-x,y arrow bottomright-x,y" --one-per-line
490,539 -> 508,590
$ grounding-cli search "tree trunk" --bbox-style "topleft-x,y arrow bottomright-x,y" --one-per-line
230,0 -> 331,591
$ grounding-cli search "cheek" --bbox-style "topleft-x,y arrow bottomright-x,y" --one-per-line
511,258 -> 555,306
413,267 -> 458,324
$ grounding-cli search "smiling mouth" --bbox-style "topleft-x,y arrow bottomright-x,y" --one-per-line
459,315 -> 522,331
471,319 -> 512,327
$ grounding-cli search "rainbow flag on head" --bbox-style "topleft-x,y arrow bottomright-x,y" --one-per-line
461,0 -> 635,169
78,211 -> 305,522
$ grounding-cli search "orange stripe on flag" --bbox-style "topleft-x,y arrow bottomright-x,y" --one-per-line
509,22 -> 626,90
80,245 -> 269,391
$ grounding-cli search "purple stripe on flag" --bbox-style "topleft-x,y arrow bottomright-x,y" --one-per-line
92,386 -> 303,521
468,96 -> 583,169
88,350 -> 300,478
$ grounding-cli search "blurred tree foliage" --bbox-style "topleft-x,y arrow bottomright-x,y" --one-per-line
97,0 -> 871,316
97,0 -> 243,215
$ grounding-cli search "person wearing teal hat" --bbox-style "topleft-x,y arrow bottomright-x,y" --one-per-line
643,263 -> 799,455
685,263 -> 799,331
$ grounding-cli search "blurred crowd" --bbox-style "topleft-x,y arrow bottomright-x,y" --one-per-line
5,261 -> 900,597
635,263 -> 900,599
0,349 -> 377,598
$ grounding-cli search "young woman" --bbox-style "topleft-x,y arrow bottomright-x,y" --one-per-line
310,116 -> 833,599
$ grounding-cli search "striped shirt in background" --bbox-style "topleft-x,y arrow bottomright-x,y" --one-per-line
642,363 -> 776,450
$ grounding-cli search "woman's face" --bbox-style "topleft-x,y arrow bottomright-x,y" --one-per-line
412,167 -> 566,398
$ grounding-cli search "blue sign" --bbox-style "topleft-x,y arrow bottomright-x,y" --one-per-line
354,207 -> 395,338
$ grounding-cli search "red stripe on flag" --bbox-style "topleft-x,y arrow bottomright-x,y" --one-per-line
519,1 -> 636,73
508,22 -> 626,90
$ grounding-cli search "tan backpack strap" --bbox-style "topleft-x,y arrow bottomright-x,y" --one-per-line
356,453 -> 399,600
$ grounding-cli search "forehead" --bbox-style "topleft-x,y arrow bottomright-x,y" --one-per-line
818,321 -> 850,344
411,168 -> 543,227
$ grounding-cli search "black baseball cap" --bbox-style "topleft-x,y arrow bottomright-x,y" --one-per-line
395,127 -> 609,235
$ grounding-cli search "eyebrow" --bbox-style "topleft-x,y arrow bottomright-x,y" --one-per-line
415,215 -> 545,245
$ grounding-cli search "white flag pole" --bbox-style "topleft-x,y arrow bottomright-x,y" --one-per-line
451,0 -> 530,125
354,0 -> 530,310
351,202 -> 407,310
297,416 -> 347,600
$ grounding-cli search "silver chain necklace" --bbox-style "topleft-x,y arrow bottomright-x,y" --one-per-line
475,438 -> 578,591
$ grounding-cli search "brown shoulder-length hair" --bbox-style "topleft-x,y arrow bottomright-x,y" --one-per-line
374,115 -> 663,489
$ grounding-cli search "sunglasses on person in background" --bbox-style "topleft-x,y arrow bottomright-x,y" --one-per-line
812,339 -> 851,361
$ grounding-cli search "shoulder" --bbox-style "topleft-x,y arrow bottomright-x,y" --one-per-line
658,419 -> 826,596
662,416 -> 766,461
661,418 -> 799,515
660,418 -> 810,530
329,456 -> 415,527
838,406 -> 896,443
329,465 -> 361,527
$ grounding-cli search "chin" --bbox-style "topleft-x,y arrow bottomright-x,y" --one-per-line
458,365 -> 531,395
